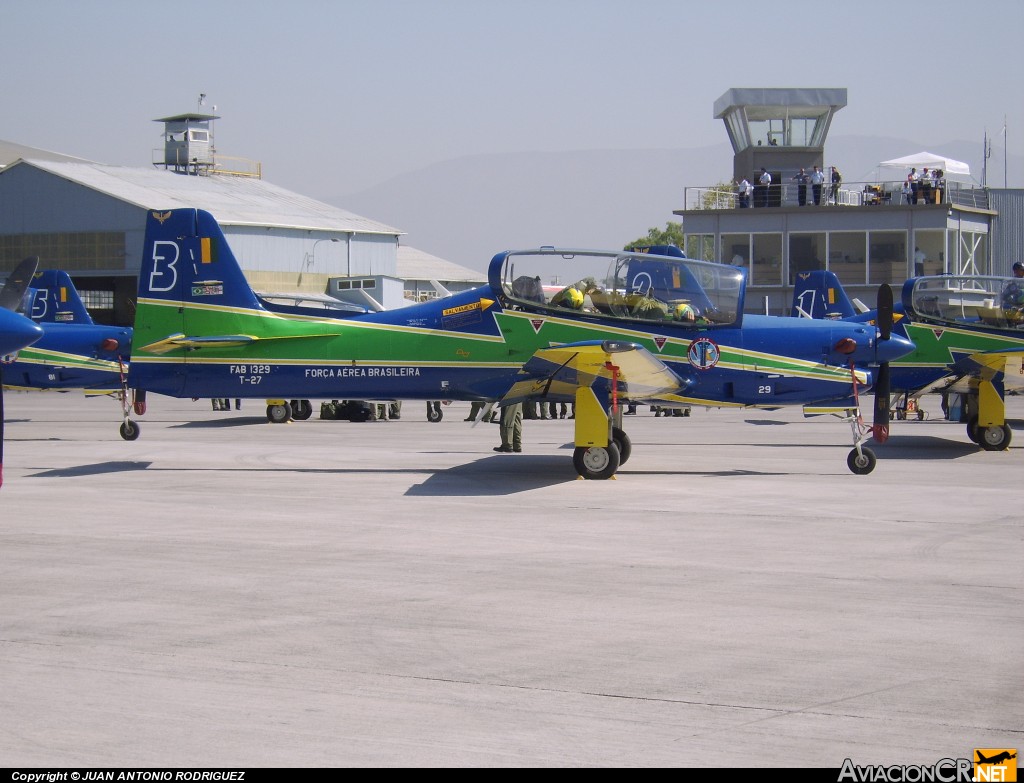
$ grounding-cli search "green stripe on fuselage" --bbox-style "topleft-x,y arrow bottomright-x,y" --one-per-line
133,300 -> 859,385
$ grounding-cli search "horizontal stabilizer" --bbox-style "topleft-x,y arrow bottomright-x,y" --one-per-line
139,331 -> 344,355
803,405 -> 857,417
138,333 -> 257,355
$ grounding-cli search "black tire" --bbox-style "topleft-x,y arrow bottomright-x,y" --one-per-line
611,426 -> 632,465
847,447 -> 876,475
979,424 -> 1012,451
966,416 -> 980,444
291,400 -> 313,421
267,403 -> 292,424
119,420 -> 140,441
426,405 -> 443,423
572,443 -> 621,480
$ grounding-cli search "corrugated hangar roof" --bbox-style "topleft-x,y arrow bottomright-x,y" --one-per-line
4,158 -> 403,237
397,245 -> 487,283
0,139 -> 92,166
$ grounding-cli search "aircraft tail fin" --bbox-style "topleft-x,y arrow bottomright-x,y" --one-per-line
791,270 -> 858,320
131,209 -> 268,395
138,209 -> 263,312
28,270 -> 95,324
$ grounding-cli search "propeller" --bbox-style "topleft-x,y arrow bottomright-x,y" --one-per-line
871,283 -> 894,443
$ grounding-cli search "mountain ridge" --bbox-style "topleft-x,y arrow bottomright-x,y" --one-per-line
326,134 -> 1018,271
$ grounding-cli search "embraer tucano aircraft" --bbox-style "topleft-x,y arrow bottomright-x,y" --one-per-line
0,269 -> 136,438
793,269 -> 1024,451
126,208 -> 914,478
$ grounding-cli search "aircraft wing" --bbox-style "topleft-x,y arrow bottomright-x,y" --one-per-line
949,348 -> 1024,391
499,340 -> 687,405
905,348 -> 1024,398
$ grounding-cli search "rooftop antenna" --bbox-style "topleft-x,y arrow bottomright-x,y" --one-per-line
983,128 -> 991,188
1002,116 -> 1007,188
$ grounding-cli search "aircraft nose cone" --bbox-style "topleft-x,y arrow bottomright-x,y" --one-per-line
0,310 -> 43,356
876,333 -> 915,363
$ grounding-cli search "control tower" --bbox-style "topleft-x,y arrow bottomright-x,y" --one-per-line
715,87 -> 847,186
154,112 -> 220,175
152,112 -> 261,178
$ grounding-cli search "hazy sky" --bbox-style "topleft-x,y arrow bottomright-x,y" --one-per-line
4,0 -> 1022,202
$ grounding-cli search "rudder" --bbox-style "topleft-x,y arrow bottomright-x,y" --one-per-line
29,270 -> 94,324
138,208 -> 262,311
791,270 -> 857,320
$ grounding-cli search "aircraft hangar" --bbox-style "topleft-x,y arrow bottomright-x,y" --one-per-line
1,107 -> 489,327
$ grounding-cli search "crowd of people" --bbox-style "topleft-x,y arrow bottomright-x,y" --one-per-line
735,163 -> 950,208
737,165 -> 842,208
903,167 -> 944,205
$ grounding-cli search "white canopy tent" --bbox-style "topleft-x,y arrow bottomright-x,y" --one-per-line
878,151 -> 972,180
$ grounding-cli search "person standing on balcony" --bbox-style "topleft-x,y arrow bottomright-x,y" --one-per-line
919,168 -> 932,204
791,168 -> 809,206
932,169 -> 944,203
737,177 -> 752,208
907,168 -> 919,204
757,168 -> 772,207
829,166 -> 843,205
810,166 -> 826,205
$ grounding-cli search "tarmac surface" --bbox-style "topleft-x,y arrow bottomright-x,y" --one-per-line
0,392 -> 1021,768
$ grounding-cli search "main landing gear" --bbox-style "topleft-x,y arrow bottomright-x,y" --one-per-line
962,379 -> 1012,452
266,400 -> 292,423
265,399 -> 313,423
569,378 -> 633,480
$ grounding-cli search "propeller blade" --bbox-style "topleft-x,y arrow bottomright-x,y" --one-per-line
876,283 -> 893,341
872,361 -> 891,443
0,257 -> 41,312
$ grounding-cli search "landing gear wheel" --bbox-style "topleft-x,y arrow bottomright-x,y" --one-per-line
611,426 -> 632,465
267,402 -> 292,424
979,424 -> 1012,451
573,442 -> 621,480
847,447 -> 876,475
119,420 -> 140,441
966,416 -> 980,444
426,405 -> 443,423
290,400 -> 313,421
917,409 -> 928,421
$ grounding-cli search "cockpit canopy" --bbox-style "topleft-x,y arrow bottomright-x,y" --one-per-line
493,248 -> 745,328
905,275 -> 1024,330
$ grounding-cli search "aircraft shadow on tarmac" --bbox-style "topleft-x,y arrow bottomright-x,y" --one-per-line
405,454 -> 793,496
23,424 -> 1012,488
24,454 -> 788,494
173,417 -> 270,429
30,460 -> 152,478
